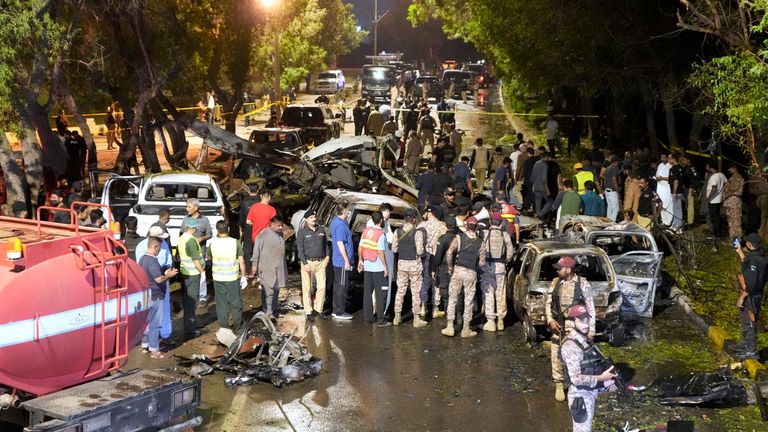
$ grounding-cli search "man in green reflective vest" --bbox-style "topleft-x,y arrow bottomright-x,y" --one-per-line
179,219 -> 205,339
208,220 -> 247,331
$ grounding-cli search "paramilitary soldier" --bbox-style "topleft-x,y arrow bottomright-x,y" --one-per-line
392,209 -> 429,328
733,232 -> 768,360
417,205 -> 447,319
442,216 -> 482,338
560,304 -> 618,432
479,212 -> 514,332
545,255 -> 596,402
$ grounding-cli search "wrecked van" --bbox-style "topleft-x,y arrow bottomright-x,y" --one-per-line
508,241 -> 625,345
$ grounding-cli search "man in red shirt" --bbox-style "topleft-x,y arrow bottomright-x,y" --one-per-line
247,188 -> 277,242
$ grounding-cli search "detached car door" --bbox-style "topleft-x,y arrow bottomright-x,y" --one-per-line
611,251 -> 664,318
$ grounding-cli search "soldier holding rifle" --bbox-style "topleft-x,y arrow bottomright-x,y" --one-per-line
734,233 -> 767,360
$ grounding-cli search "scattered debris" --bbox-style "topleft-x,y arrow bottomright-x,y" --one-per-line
176,312 -> 322,388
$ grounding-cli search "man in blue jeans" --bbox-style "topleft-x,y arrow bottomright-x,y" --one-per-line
330,199 -> 354,320
139,237 -> 178,359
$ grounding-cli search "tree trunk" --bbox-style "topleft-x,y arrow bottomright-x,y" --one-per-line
140,123 -> 162,173
687,112 -> 704,152
0,134 -> 28,212
641,85 -> 660,156
19,119 -> 44,208
662,87 -> 678,150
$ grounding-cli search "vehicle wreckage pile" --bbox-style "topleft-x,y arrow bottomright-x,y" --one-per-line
175,312 -> 323,388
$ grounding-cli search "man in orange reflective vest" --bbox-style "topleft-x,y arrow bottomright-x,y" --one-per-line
357,211 -> 390,325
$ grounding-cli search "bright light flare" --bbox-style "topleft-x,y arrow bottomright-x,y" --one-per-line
260,0 -> 278,8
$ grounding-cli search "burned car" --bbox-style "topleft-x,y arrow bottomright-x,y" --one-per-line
508,241 -> 624,345
248,127 -> 307,154
585,223 -> 663,318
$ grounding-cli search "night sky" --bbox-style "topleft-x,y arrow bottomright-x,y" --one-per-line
346,0 -> 389,30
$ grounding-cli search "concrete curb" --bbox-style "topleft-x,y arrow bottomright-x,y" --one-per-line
672,287 -> 766,379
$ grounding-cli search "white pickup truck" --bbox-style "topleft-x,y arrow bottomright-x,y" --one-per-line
94,171 -> 226,247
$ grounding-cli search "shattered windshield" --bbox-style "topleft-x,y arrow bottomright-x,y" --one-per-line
612,254 -> 660,279
539,254 -> 609,282
591,234 -> 654,256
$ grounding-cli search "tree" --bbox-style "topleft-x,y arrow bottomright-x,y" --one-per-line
679,0 -> 768,170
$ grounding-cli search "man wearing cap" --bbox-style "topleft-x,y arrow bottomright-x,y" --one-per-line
560,304 -> 618,432
252,216 -> 288,320
392,209 -> 428,327
180,198 -> 213,307
545,255 -> 596,402
139,237 -> 179,359
479,212 -> 514,332
297,210 -> 329,321
573,162 -> 594,196
135,225 -> 175,344
208,220 -> 247,331
440,187 -> 458,218
442,216 -> 482,338
179,220 -> 205,338
418,204 -> 447,319
733,233 -> 767,360
494,191 -> 521,243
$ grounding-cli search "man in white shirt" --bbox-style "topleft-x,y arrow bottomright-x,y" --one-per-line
206,91 -> 215,124
546,115 -> 559,156
705,161 -> 727,249
655,154 -> 673,226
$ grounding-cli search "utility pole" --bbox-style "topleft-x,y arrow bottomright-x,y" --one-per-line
373,0 -> 389,56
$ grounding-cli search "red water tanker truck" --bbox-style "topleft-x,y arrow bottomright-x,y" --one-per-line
0,204 -> 201,432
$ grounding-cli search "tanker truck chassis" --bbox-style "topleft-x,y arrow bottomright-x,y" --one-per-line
21,369 -> 201,432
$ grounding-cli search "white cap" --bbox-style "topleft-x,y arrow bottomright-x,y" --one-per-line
148,225 -> 169,239
394,130 -> 402,138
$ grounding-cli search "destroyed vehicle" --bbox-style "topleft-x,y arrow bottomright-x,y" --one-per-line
585,223 -> 663,318
248,127 -> 308,154
508,241 -> 625,345
89,170 -> 143,223
289,188 -> 419,283
280,104 -> 342,145
98,171 -> 226,248
558,215 -> 616,235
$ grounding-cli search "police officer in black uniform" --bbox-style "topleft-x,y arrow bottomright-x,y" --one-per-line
432,216 -> 459,317
734,232 -> 767,359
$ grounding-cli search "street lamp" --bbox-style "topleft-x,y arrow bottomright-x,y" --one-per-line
260,0 -> 281,117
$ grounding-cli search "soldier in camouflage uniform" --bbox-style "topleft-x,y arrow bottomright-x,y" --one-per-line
442,216 -> 482,338
723,165 -> 744,242
479,212 -> 514,332
417,205 -> 448,318
545,256 -> 596,402
560,304 -> 618,432
391,209 -> 428,328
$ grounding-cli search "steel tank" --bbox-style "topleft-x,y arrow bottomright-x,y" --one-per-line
0,217 -> 150,396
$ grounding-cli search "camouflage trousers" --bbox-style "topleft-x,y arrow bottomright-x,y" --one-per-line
568,388 -> 597,432
481,271 -> 506,320
446,266 -> 477,325
395,270 -> 423,317
725,202 -> 742,238
550,333 -> 571,383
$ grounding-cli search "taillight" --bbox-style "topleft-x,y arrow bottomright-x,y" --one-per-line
6,237 -> 22,260
172,386 -> 197,409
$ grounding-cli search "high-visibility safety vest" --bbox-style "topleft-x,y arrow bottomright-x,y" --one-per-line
575,171 -> 594,195
360,227 -> 384,262
179,232 -> 201,276
210,236 -> 239,281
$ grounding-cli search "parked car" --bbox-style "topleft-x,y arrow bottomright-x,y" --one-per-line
441,70 -> 475,99
462,63 -> 493,88
280,104 -> 342,145
412,76 -> 443,100
98,172 -> 226,248
508,241 -> 624,345
313,70 -> 345,94
248,127 -> 307,153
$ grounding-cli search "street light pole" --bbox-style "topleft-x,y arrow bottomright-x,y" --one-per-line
273,30 -> 281,116
373,0 -> 378,56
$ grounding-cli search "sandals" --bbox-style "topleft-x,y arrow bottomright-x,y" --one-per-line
150,351 -> 170,359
